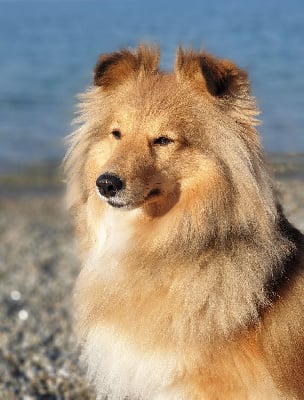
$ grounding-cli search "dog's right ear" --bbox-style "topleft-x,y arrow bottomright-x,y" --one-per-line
94,45 -> 160,89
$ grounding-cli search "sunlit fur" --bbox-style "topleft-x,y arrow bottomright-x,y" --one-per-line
65,45 -> 304,399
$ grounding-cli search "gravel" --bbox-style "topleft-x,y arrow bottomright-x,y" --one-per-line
0,189 -> 94,399
0,172 -> 303,399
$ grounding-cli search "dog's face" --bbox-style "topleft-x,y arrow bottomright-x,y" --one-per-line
88,74 -> 213,212
67,45 -> 270,239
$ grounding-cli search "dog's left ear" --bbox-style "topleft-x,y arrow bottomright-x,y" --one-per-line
175,48 -> 249,99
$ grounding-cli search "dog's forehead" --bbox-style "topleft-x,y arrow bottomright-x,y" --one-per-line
111,74 -> 201,129
136,74 -> 188,104
111,105 -> 166,136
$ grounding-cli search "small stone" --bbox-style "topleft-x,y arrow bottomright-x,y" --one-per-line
18,309 -> 29,321
10,290 -> 21,301
58,367 -> 69,377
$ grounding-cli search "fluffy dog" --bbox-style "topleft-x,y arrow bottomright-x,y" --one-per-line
65,45 -> 304,399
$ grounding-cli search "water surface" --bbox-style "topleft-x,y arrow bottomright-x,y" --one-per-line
0,0 -> 303,170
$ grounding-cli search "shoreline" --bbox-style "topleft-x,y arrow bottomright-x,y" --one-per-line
0,153 -> 304,192
0,161 -> 63,194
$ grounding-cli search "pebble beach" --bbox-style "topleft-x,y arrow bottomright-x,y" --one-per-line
0,157 -> 303,399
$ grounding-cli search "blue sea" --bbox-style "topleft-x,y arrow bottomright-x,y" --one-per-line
0,0 -> 303,171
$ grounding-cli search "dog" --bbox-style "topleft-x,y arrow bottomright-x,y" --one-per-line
65,45 -> 304,399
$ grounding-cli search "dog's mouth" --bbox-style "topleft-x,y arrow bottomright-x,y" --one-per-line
107,199 -> 127,208
100,188 -> 162,209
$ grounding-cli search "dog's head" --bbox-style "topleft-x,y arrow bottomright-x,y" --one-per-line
65,45 -> 277,250
68,46 -> 263,211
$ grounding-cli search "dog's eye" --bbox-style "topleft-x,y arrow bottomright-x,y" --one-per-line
153,137 -> 174,146
111,130 -> 121,139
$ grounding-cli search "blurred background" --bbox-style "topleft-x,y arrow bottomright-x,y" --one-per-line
1,0 -> 304,173
0,0 -> 303,399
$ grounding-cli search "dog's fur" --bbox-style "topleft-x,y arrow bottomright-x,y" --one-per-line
65,45 -> 304,399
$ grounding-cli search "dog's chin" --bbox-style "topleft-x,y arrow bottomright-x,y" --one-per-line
100,189 -> 162,210
107,199 -> 135,209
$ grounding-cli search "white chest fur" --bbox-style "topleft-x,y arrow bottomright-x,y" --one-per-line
86,206 -> 139,278
82,207 -> 178,398
82,325 -> 177,400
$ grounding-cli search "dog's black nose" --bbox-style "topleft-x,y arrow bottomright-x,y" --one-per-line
96,173 -> 124,198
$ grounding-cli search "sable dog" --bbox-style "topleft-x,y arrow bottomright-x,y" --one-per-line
65,45 -> 304,399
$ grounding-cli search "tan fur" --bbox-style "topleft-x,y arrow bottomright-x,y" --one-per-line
65,45 -> 304,399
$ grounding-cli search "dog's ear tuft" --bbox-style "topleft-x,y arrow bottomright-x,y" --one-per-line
94,44 -> 160,89
175,47 -> 249,98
